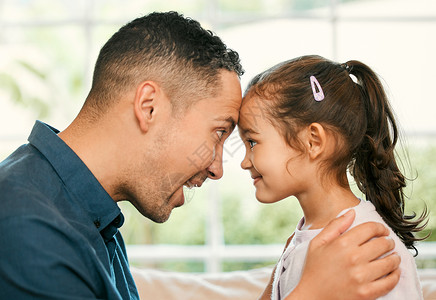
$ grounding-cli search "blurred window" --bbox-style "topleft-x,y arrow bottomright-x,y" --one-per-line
0,0 -> 435,272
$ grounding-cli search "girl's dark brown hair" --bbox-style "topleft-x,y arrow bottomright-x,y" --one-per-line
245,55 -> 428,253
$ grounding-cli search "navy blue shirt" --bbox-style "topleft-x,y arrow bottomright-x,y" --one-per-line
0,121 -> 139,300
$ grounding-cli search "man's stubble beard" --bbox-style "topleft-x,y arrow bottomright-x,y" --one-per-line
124,161 -> 184,223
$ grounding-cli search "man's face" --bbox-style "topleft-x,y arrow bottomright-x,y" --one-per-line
130,70 -> 242,223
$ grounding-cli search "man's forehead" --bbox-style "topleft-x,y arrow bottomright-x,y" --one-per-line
193,70 -> 242,125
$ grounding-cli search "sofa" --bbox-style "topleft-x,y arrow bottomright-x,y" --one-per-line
131,267 -> 436,299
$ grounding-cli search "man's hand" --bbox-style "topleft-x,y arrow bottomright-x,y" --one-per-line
287,210 -> 401,300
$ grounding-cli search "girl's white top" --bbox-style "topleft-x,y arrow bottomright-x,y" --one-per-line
271,199 -> 423,300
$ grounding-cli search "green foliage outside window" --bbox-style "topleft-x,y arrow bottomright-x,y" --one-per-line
118,141 -> 435,272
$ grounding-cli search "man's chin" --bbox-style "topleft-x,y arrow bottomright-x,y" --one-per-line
151,214 -> 171,224
144,208 -> 172,224
147,188 -> 185,223
134,201 -> 173,224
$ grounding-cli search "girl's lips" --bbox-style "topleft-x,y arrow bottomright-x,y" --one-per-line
252,176 -> 262,185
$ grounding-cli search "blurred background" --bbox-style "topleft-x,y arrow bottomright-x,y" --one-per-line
0,0 -> 435,273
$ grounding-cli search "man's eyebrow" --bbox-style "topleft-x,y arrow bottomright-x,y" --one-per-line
215,116 -> 236,131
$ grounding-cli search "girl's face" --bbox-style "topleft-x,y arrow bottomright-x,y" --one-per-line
238,96 -> 314,203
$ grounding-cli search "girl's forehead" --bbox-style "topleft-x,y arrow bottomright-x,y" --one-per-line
239,96 -> 269,132
240,96 -> 268,116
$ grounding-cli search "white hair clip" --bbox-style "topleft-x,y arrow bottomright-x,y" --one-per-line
310,75 -> 324,101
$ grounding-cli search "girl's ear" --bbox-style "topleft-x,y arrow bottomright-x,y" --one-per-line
306,123 -> 327,160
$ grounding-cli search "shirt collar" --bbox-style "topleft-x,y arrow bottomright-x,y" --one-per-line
28,121 -> 123,234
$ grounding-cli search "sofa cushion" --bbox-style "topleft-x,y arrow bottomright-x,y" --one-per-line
131,267 -> 436,299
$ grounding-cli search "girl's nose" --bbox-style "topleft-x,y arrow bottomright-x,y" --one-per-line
240,152 -> 252,170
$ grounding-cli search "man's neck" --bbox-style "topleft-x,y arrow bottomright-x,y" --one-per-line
58,112 -> 130,201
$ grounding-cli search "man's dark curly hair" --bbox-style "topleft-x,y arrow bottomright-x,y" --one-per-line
86,11 -> 244,113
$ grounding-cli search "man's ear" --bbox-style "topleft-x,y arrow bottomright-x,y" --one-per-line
306,123 -> 327,160
133,81 -> 163,133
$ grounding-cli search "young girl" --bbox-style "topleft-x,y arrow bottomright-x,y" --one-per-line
238,55 -> 428,299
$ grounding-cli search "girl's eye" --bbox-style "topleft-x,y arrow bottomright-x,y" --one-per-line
217,130 -> 227,141
248,139 -> 257,149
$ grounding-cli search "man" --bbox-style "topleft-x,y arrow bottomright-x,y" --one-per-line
0,12 -> 400,299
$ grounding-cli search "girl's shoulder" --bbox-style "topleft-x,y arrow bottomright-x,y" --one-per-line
350,200 -> 415,258
350,200 -> 423,299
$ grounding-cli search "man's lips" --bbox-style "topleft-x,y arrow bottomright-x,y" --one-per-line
174,187 -> 185,207
179,178 -> 205,206
184,181 -> 196,189
184,179 -> 204,189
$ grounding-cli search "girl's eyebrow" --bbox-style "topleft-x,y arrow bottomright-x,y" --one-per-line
240,127 -> 259,135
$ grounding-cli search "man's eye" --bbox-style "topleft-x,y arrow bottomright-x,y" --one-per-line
217,130 -> 227,140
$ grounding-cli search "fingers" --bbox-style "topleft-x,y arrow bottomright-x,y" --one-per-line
300,214 -> 401,300
366,253 -> 401,282
358,236 -> 396,262
340,221 -> 390,246
311,210 -> 355,247
362,268 -> 401,299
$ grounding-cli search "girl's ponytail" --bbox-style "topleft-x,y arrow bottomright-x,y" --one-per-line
246,55 -> 428,253
347,60 -> 428,253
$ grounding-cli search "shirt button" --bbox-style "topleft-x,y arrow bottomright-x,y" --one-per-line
94,220 -> 101,228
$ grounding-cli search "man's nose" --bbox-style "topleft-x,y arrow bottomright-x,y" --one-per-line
207,144 -> 224,180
